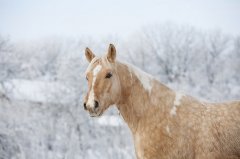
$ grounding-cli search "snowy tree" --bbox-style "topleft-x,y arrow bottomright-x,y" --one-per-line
0,36 -> 14,81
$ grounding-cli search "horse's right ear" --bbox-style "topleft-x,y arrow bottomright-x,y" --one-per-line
85,47 -> 95,63
107,44 -> 116,63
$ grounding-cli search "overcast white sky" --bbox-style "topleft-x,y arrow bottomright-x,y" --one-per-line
0,0 -> 240,41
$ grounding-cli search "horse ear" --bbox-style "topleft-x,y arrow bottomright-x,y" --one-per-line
85,47 -> 95,63
107,44 -> 116,63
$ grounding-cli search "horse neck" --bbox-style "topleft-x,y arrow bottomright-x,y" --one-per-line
115,61 -> 174,133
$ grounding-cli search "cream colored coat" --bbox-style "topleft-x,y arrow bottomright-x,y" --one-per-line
84,44 -> 240,159
116,62 -> 240,159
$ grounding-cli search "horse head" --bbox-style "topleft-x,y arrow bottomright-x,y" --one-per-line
83,44 -> 121,117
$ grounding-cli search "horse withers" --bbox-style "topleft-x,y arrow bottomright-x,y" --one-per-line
83,44 -> 240,159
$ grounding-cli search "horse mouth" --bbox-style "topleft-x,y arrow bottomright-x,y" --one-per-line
89,110 -> 103,117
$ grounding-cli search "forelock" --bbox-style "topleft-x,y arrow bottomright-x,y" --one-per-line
85,57 -> 100,74
85,56 -> 114,75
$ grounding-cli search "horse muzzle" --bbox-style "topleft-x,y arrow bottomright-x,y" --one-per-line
83,100 -> 102,117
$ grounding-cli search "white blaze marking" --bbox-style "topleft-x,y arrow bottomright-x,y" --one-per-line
93,65 -> 102,76
85,57 -> 98,73
87,65 -> 102,107
170,92 -> 184,116
125,63 -> 153,93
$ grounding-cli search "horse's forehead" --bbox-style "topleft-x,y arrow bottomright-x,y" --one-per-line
85,59 -> 100,74
85,57 -> 109,74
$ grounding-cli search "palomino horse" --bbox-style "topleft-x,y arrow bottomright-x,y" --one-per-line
83,44 -> 240,159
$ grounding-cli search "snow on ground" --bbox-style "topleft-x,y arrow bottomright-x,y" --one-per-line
0,97 -> 134,159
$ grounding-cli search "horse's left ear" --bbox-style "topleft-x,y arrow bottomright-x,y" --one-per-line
107,44 -> 116,63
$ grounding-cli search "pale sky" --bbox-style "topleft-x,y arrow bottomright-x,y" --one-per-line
0,0 -> 240,41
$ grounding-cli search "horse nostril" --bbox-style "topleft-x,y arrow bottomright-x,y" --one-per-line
94,100 -> 99,109
83,102 -> 87,110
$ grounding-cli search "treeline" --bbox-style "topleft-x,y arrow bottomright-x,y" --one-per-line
1,24 -> 239,101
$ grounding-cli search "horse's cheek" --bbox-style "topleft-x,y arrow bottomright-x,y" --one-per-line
105,82 -> 112,93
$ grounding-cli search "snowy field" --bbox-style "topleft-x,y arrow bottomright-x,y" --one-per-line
0,23 -> 240,159
0,97 -> 133,159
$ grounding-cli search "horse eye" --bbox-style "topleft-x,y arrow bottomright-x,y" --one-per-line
105,72 -> 112,78
86,76 -> 88,81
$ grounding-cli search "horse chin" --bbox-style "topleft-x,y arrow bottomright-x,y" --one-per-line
89,110 -> 104,117
89,104 -> 110,117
